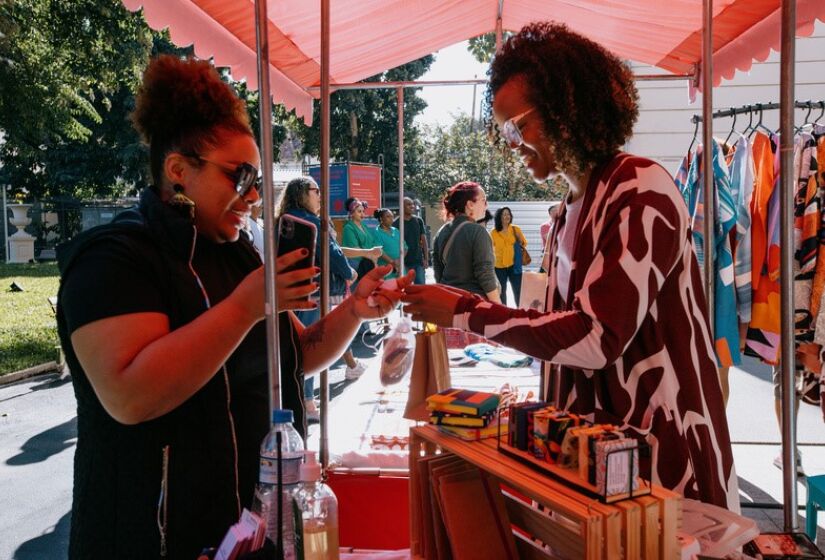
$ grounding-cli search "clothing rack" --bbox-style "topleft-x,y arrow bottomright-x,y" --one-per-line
691,100 -> 825,123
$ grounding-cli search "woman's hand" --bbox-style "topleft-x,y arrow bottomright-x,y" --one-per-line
401,284 -> 471,327
369,246 -> 383,262
349,265 -> 415,320
235,248 -> 319,321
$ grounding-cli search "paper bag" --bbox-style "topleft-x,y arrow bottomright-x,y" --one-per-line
404,329 -> 451,421
519,270 -> 548,311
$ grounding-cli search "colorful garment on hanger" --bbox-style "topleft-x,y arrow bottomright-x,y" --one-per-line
682,141 -> 740,366
728,136 -> 754,326
793,133 -> 819,343
745,132 -> 781,364
675,151 -> 692,207
810,127 -> 825,346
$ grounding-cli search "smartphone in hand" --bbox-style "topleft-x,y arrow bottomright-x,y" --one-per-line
277,214 -> 317,295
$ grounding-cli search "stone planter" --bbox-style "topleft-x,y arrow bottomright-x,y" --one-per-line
7,203 -> 35,263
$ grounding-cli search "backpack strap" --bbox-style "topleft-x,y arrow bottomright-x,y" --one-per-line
441,220 -> 470,262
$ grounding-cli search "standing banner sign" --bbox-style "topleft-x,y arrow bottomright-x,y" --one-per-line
308,162 -> 382,216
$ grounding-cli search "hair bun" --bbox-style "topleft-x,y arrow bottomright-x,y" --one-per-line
131,55 -> 249,145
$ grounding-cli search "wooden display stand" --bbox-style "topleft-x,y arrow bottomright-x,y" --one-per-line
409,425 -> 682,560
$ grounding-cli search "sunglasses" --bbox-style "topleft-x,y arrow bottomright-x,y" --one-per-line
197,157 -> 262,197
501,107 -> 536,147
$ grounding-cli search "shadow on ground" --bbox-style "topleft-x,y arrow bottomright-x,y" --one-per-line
6,416 -> 77,466
13,510 -> 70,560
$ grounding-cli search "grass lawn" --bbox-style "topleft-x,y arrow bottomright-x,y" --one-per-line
0,262 -> 61,375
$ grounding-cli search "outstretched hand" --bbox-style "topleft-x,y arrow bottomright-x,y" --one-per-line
350,266 -> 415,320
400,284 -> 471,327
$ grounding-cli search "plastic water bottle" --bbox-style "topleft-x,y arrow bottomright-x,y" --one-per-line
291,450 -> 339,560
252,409 -> 304,559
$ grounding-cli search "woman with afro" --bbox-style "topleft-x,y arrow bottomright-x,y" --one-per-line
403,23 -> 738,510
56,55 -> 410,558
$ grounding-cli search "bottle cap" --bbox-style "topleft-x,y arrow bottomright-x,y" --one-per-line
272,409 -> 294,424
300,450 -> 322,482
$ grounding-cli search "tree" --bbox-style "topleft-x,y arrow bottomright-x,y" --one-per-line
467,32 -> 513,64
296,56 -> 434,196
407,114 -> 567,203
0,3 -> 292,201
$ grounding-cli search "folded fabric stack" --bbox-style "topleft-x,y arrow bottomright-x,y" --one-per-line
426,388 -> 503,440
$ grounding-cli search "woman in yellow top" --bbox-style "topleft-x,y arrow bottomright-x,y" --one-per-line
490,206 -> 528,306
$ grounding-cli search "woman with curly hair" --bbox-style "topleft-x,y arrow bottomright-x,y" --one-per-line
56,55 -> 410,558
404,23 -> 737,510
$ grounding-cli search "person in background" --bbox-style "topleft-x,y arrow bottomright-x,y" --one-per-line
341,197 -> 382,286
539,203 -> 560,273
56,55 -> 411,559
477,209 -> 494,227
402,23 -> 737,510
490,206 -> 528,306
371,207 -> 406,279
431,182 -> 500,303
245,202 -> 265,256
278,176 -> 360,417
393,196 -> 428,284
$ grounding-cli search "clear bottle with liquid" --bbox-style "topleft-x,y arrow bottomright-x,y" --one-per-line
292,450 -> 340,560
252,409 -> 305,559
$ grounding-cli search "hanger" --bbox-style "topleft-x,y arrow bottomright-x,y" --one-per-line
741,105 -> 755,137
750,103 -> 772,138
723,111 -> 738,148
687,115 -> 700,154
814,101 -> 825,126
796,101 -> 814,134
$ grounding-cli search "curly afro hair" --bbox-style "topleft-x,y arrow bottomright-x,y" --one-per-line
131,55 -> 253,185
488,22 -> 639,174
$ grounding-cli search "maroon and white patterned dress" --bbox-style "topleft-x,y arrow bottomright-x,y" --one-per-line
453,153 -> 738,510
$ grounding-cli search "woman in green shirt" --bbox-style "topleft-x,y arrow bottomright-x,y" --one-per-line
371,207 -> 407,279
341,197 -> 381,285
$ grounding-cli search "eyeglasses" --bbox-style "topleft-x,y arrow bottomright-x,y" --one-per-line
197,157 -> 262,197
501,107 -> 536,147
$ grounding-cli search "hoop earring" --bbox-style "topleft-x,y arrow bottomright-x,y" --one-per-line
169,183 -> 195,220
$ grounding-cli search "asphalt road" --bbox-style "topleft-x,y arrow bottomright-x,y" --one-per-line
0,371 -> 74,560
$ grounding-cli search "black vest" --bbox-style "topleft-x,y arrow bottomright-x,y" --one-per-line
57,188 -> 304,559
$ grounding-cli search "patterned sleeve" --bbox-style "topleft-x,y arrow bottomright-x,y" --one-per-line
454,179 -> 686,369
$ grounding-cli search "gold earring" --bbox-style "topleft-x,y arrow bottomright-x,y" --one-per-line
169,184 -> 195,220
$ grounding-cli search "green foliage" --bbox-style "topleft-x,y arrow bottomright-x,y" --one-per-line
467,32 -> 513,64
407,114 -> 567,204
0,262 -> 60,374
296,56 -> 434,195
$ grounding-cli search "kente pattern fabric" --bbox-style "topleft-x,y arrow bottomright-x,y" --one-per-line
809,128 -> 825,345
681,140 -> 740,366
745,132 -> 782,364
728,136 -> 755,325
793,133 -> 820,343
453,153 -> 738,510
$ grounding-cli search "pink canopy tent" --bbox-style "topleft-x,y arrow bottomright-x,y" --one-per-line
120,0 -> 822,532
122,0 -> 825,124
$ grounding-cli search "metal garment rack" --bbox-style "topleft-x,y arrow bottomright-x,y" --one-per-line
690,100 -> 825,122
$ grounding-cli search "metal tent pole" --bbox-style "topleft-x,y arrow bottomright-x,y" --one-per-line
320,0 -> 331,470
254,0 -> 281,414
701,0 -> 715,336
495,0 -> 504,53
397,87 -> 405,277
779,0 -> 798,531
